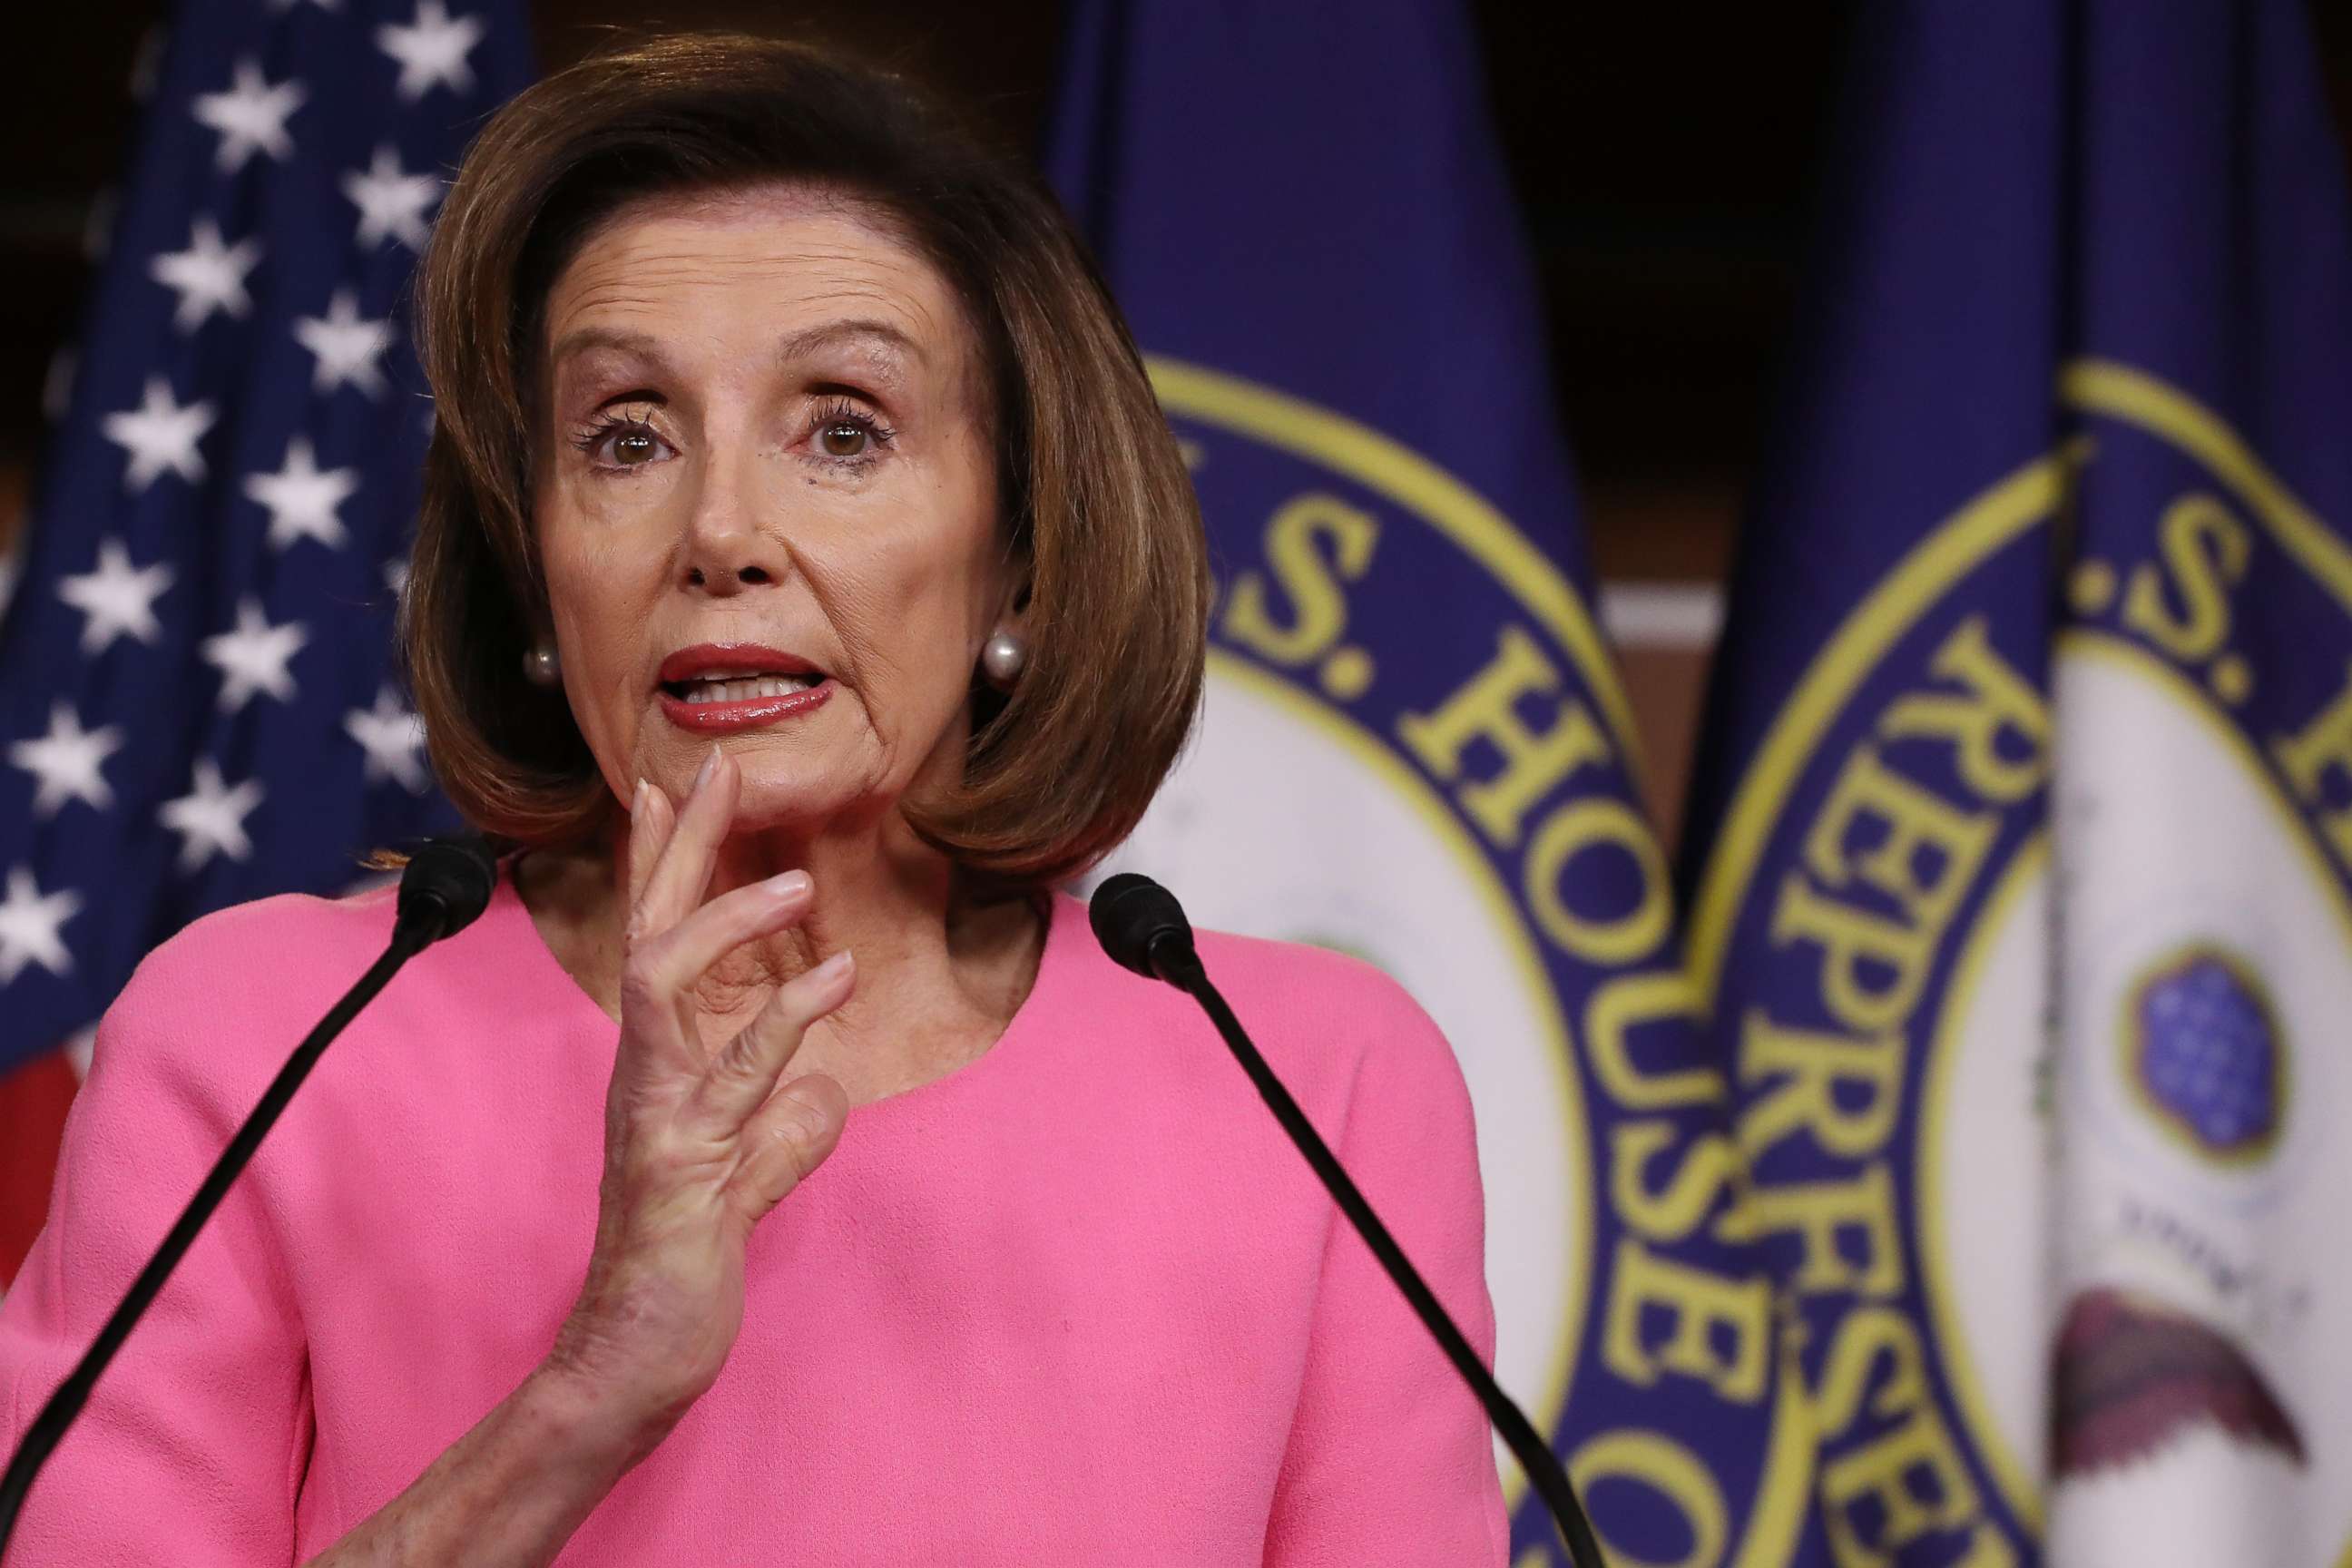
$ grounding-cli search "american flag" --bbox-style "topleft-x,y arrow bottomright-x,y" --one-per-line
0,0 -> 534,1291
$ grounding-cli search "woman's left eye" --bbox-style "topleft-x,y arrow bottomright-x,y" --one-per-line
818,420 -> 871,458
810,402 -> 896,466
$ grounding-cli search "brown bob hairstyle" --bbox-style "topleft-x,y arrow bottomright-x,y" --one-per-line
401,33 -> 1210,889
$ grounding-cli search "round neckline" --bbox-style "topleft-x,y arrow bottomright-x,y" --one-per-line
488,853 -> 1071,1126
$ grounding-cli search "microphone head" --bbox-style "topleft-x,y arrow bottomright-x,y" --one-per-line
1088,872 -> 1195,983
395,835 -> 500,943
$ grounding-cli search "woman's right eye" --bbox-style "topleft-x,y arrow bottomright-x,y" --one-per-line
605,426 -> 665,466
571,411 -> 676,474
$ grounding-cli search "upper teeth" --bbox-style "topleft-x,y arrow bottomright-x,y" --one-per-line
680,674 -> 817,702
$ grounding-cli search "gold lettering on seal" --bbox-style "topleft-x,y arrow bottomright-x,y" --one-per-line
1602,1232 -> 1772,1402
2273,660 -> 2352,871
1810,1307 -> 2000,1568
1397,624 -> 1612,848
1220,492 -> 1378,666
1564,1430 -> 1731,1568
2121,491 -> 2249,663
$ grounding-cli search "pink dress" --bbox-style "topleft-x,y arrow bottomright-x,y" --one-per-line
0,867 -> 1511,1563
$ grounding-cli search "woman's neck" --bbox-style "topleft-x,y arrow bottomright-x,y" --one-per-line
513,814 -> 1046,1107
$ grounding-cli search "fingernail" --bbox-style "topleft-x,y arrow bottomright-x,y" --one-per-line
818,949 -> 853,982
763,869 -> 811,903
693,744 -> 723,794
631,777 -> 648,815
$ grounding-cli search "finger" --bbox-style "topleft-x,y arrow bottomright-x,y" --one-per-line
624,871 -> 815,1038
638,766 -> 716,1051
623,776 -> 677,926
610,782 -> 697,1085
732,1072 -> 848,1220
634,745 -> 738,938
687,949 -> 856,1136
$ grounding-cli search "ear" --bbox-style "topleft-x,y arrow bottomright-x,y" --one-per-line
987,557 -> 1033,639
997,583 -> 1031,638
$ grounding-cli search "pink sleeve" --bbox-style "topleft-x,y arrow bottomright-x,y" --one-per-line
0,936 -> 311,1565
1260,975 -> 1512,1567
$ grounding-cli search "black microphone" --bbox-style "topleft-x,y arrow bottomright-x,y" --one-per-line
1089,872 -> 1607,1568
1087,870 -> 1201,985
394,833 -> 499,945
0,835 -> 501,1552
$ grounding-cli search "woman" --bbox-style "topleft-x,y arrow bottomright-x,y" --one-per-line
0,34 -> 1510,1565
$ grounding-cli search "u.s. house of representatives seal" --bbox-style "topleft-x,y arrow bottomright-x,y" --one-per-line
1093,360 -> 1810,1568
1682,360 -> 2352,1568
2043,367 -> 2352,1568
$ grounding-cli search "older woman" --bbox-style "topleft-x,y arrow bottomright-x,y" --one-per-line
0,34 -> 1508,1566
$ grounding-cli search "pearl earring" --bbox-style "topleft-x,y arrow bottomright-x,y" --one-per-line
524,639 -> 561,688
981,630 -> 1028,690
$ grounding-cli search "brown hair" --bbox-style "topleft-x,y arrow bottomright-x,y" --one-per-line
400,33 -> 1210,887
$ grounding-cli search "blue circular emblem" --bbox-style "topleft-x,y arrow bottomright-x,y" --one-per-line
2128,946 -> 2284,1162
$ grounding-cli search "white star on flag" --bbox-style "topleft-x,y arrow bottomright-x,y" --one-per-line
344,687 -> 430,791
245,436 -> 361,551
8,702 -> 125,817
382,557 -> 410,600
191,58 -> 307,172
293,289 -> 392,397
101,377 -> 216,491
159,760 -> 265,873
341,145 -> 442,250
201,597 -> 309,712
377,0 -> 485,102
0,867 -> 82,985
57,539 -> 174,653
149,216 -> 264,332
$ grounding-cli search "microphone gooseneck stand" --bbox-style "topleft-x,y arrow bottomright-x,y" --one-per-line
0,838 -> 499,1554
1089,874 -> 1607,1568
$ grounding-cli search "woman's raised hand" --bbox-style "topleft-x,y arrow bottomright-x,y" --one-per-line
543,746 -> 852,1459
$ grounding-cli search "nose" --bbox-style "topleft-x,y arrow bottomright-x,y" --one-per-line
681,446 -> 790,594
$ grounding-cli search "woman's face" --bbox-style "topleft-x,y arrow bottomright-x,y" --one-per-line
532,182 -> 1011,836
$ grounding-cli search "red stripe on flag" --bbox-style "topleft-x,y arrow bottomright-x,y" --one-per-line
0,1050 -> 81,1289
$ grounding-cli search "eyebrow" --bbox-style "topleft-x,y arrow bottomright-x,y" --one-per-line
545,318 -> 929,377
775,318 -> 928,371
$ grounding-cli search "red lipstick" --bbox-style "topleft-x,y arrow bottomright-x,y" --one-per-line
657,643 -> 824,684
655,642 -> 834,734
